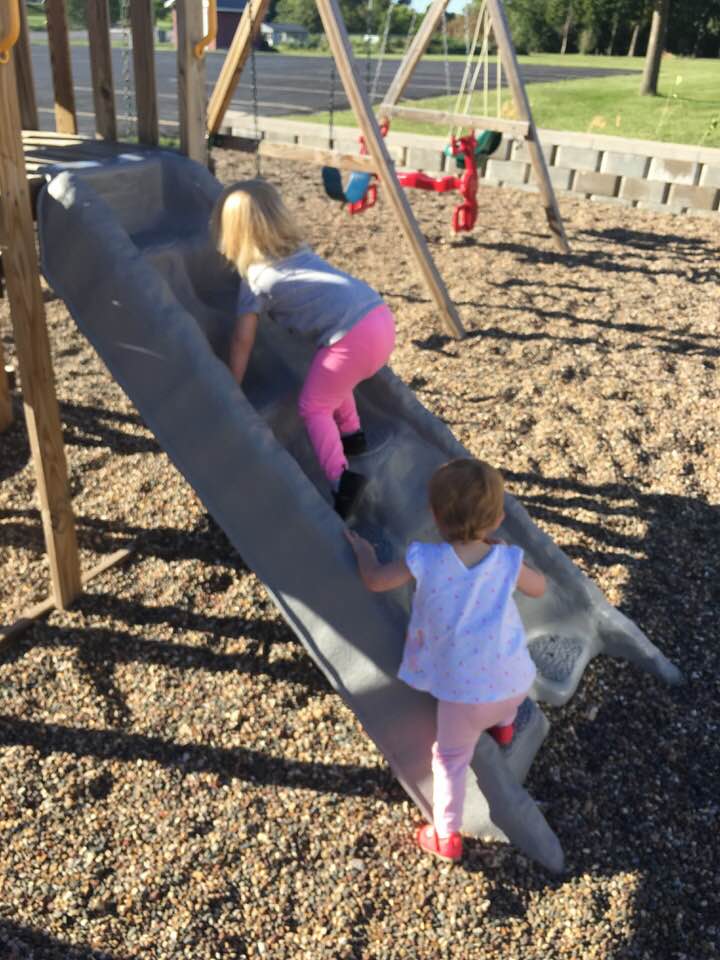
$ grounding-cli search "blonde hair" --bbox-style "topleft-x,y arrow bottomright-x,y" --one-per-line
429,458 -> 505,543
212,180 -> 305,275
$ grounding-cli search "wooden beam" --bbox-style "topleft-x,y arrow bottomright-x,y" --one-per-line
207,0 -> 272,137
176,0 -> 206,164
315,0 -> 464,339
21,129 -> 88,142
258,139 -> 377,172
45,0 -> 77,134
130,0 -> 158,145
382,0 -> 449,110
87,0 -> 116,141
486,0 -> 569,254
0,544 -> 135,645
380,105 -> 530,138
213,134 -> 379,173
0,55 -> 82,607
13,0 -> 38,129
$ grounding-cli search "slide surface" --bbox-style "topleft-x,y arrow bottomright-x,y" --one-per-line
37,151 -> 681,872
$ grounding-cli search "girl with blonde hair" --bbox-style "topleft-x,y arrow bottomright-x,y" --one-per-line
345,458 -> 546,863
214,179 -> 396,518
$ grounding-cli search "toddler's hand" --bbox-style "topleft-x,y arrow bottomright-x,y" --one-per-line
344,528 -> 378,565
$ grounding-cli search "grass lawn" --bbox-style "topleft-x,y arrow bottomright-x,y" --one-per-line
290,54 -> 720,148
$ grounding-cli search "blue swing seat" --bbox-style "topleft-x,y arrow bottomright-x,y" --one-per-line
321,166 -> 373,205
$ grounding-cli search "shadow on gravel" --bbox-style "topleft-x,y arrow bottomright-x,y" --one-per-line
0,921 -> 132,960
60,400 -> 159,456
0,400 -> 30,483
0,508 -> 246,567
0,713 -> 402,803
0,612 -> 329,700
464,236 -> 720,286
410,301 -> 718,361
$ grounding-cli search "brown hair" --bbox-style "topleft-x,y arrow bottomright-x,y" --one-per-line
429,458 -> 505,542
212,179 -> 305,275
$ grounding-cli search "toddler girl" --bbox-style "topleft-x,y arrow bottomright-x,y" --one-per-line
345,458 -> 546,862
213,179 -> 396,519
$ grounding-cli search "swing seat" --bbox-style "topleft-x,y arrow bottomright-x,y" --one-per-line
445,129 -> 502,169
321,166 -> 373,205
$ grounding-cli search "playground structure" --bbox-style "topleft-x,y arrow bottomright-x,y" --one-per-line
210,0 -> 570,249
0,0 -> 681,871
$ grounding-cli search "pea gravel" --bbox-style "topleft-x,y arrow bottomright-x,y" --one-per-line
0,151 -> 718,960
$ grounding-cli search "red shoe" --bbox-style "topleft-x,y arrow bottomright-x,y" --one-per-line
415,824 -> 463,862
488,722 -> 515,746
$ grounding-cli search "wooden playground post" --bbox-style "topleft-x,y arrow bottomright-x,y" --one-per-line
380,0 -> 448,112
45,0 -> 77,134
0,36 -> 82,607
13,0 -> 37,129
87,0 -> 117,141
382,0 -> 570,256
485,0 -> 569,254
315,0 -> 464,338
207,0 -> 271,137
176,0 -> 207,164
205,0 -> 463,337
130,0 -> 158,146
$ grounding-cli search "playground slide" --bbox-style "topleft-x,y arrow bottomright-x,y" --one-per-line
37,151 -> 681,873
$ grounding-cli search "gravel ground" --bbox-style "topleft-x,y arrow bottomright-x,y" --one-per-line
0,151 -> 719,960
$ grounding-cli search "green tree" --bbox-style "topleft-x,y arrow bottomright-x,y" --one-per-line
640,0 -> 669,94
275,0 -> 389,33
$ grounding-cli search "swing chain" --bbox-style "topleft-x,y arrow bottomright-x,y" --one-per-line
364,0 -> 373,96
441,8 -> 451,100
120,0 -> 135,139
246,0 -> 261,176
370,0 -> 394,105
402,6 -> 417,57
328,61 -> 336,148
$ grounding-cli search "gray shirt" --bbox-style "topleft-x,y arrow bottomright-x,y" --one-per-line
236,246 -> 384,346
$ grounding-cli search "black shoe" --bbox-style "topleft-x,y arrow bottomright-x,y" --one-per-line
333,470 -> 368,520
341,430 -> 367,457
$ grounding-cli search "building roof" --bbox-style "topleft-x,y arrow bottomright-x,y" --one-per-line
217,0 -> 247,11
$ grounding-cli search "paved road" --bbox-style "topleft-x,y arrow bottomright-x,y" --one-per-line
28,42 -> 638,136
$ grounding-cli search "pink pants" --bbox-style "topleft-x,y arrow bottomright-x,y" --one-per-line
432,693 -> 527,838
298,305 -> 396,485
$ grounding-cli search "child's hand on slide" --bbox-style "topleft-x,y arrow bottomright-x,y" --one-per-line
344,528 -> 378,566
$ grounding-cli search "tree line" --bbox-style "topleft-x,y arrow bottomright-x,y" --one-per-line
274,0 -> 720,57
502,0 -> 720,58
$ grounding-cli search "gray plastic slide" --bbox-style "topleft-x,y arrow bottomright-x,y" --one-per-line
37,151 -> 681,873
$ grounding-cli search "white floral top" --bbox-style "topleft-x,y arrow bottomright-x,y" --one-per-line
397,541 -> 536,703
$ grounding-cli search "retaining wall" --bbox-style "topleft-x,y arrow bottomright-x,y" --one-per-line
222,111 -> 720,218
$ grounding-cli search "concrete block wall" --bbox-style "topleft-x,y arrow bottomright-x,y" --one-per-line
223,111 -> 720,218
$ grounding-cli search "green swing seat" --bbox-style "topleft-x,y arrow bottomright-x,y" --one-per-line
445,129 -> 503,169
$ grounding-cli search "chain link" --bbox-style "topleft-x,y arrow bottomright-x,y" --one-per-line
120,0 -> 135,140
402,7 -> 417,57
364,0 -> 373,96
246,0 -> 261,176
441,9 -> 451,100
370,0 -> 394,105
328,61 -> 336,148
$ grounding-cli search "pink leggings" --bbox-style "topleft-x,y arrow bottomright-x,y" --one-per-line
432,693 -> 527,838
298,305 -> 396,485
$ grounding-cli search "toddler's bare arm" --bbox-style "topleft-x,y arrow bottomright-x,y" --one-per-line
230,312 -> 258,384
516,563 -> 546,598
344,530 -> 413,592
